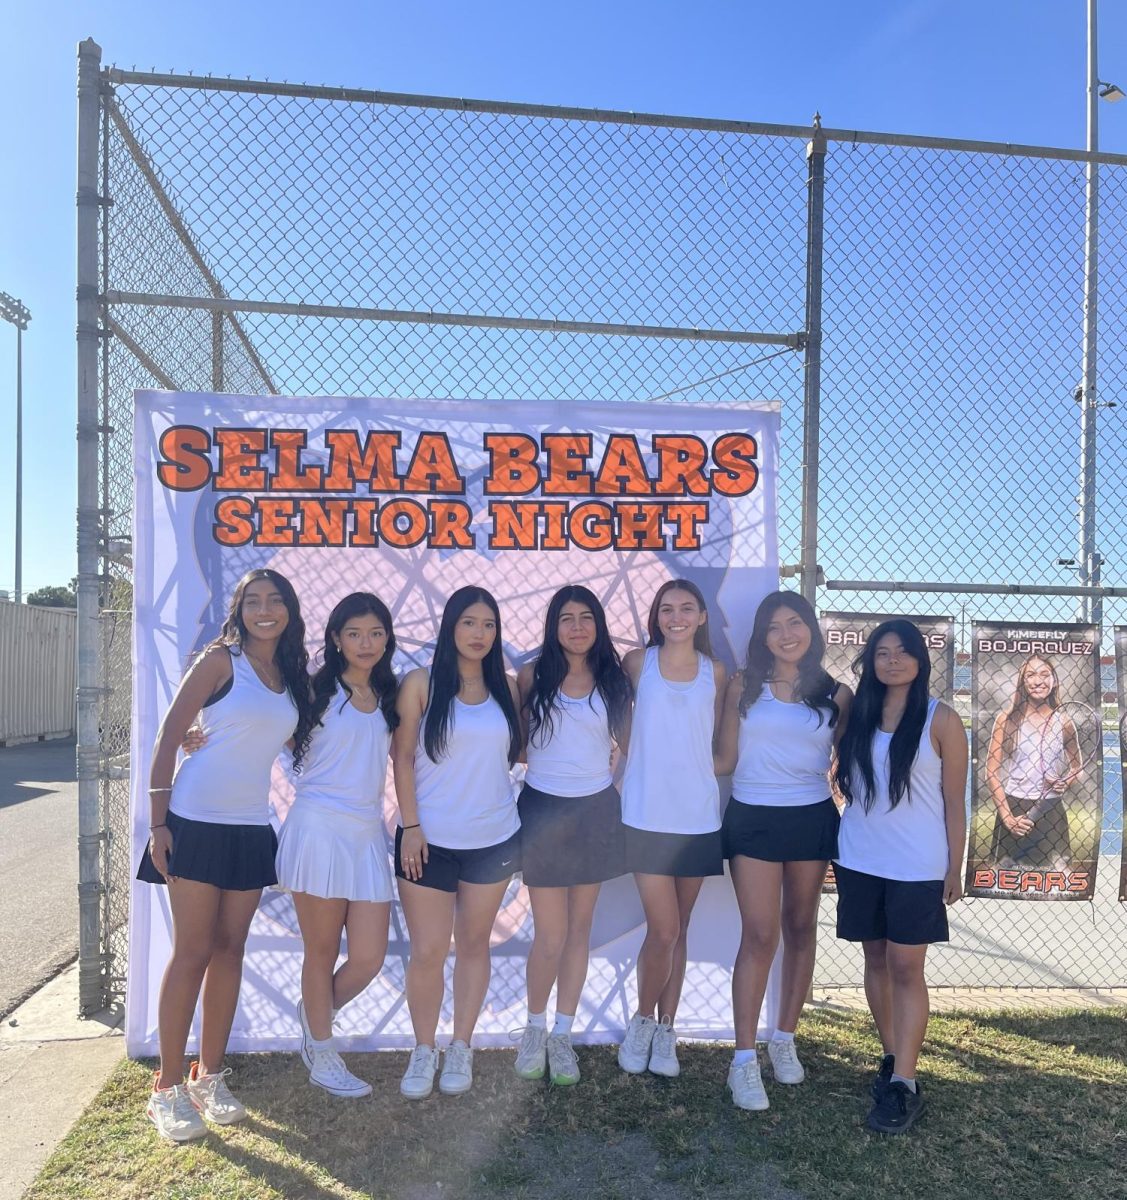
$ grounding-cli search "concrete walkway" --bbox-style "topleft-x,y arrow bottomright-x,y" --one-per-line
0,965 -> 122,1200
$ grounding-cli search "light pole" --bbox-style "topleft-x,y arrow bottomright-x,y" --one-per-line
0,292 -> 31,604
1079,1 -> 1123,629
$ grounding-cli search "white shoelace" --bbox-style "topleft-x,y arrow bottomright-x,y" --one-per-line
404,1046 -> 435,1080
625,1018 -> 654,1053
314,1048 -> 356,1085
772,1041 -> 799,1066
547,1034 -> 578,1072
652,1021 -> 676,1057
169,1084 -> 200,1124
444,1045 -> 472,1077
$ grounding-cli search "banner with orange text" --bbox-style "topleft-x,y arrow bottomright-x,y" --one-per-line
127,392 -> 780,1055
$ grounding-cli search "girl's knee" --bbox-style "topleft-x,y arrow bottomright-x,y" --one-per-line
347,949 -> 386,981
408,940 -> 450,972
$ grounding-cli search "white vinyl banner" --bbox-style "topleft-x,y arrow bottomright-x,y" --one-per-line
127,393 -> 781,1055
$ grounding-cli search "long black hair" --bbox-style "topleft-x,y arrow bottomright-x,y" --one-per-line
645,578 -> 714,658
208,568 -> 311,727
738,591 -> 837,726
423,586 -> 521,765
834,618 -> 931,812
292,592 -> 399,772
525,585 -> 632,746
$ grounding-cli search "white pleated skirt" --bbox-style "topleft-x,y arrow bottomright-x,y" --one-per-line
275,801 -> 394,902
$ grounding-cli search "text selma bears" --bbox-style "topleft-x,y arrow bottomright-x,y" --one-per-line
156,427 -> 761,552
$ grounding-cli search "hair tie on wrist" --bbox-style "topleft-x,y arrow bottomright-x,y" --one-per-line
402,823 -> 420,830
149,823 -> 168,831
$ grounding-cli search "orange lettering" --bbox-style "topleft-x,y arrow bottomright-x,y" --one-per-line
215,429 -> 268,490
401,434 -> 465,494
594,435 -> 651,495
484,434 -> 540,495
323,430 -> 402,492
158,426 -> 212,491
710,433 -> 759,496
272,431 -> 324,490
653,435 -> 710,496
541,434 -> 594,495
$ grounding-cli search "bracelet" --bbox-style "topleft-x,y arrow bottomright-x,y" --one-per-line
148,787 -> 173,794
402,823 -> 420,831
149,824 -> 168,832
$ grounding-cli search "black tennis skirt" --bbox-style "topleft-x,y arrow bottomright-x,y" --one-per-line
517,782 -> 626,887
137,809 -> 278,891
623,824 -> 725,878
723,796 -> 839,863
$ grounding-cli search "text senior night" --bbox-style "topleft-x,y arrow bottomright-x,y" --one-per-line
155,426 -> 763,552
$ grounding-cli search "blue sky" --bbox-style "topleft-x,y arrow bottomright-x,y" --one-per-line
2,0 -> 1126,596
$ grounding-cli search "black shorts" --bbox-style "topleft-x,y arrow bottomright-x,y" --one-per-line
833,862 -> 949,945
624,825 -> 724,878
518,782 -> 625,887
723,796 -> 839,862
136,809 -> 278,891
395,827 -> 520,894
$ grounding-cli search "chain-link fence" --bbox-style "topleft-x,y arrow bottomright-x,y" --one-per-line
76,40 -> 1127,1011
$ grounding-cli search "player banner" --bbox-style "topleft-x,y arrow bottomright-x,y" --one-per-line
1116,628 -> 1127,903
818,612 -> 954,893
127,392 -> 781,1055
820,611 -> 955,700
965,621 -> 1103,901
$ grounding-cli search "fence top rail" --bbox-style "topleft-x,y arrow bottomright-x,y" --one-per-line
100,67 -> 1127,167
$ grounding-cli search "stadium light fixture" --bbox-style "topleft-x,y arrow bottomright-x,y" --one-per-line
0,292 -> 31,604
1099,81 -> 1125,101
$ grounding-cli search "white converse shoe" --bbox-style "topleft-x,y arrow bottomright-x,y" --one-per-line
146,1078 -> 207,1142
309,1047 -> 372,1098
439,1042 -> 475,1095
186,1063 -> 247,1125
767,1038 -> 805,1084
617,1014 -> 657,1074
648,1018 -> 680,1078
400,1045 -> 439,1100
514,1024 -> 549,1080
728,1058 -> 769,1111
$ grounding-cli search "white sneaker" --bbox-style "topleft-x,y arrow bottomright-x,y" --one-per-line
648,1018 -> 680,1078
309,1047 -> 372,1098
400,1045 -> 439,1100
547,1033 -> 580,1086
728,1058 -> 769,1111
617,1014 -> 657,1074
439,1042 -> 474,1095
767,1038 -> 805,1084
514,1025 -> 549,1080
297,999 -> 314,1069
146,1079 -> 207,1142
186,1063 -> 247,1125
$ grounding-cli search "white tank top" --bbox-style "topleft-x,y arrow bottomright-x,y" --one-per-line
412,694 -> 519,849
291,686 -> 391,818
836,699 -> 949,881
170,649 -> 298,825
620,647 -> 719,835
1002,712 -> 1065,799
525,688 -> 614,797
731,684 -> 835,808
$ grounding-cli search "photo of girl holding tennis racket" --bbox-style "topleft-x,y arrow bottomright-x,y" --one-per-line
985,655 -> 1098,873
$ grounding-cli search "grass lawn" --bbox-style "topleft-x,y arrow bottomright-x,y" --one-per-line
28,1008 -> 1126,1200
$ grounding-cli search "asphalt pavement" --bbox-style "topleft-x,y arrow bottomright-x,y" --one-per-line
0,738 -> 78,1018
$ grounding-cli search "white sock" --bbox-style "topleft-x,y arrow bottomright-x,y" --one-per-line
309,1034 -> 333,1053
733,1048 -> 757,1066
552,1013 -> 575,1037
772,1030 -> 795,1043
891,1073 -> 917,1093
450,1039 -> 469,1049
527,1010 -> 547,1030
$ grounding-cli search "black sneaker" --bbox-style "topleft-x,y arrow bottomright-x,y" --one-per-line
865,1080 -> 925,1135
870,1053 -> 895,1101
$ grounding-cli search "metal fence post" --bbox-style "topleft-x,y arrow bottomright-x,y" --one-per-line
76,36 -> 106,1015
799,115 -> 827,605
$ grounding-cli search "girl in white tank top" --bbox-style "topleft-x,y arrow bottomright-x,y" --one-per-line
832,619 -> 967,1132
617,580 -> 727,1081
141,569 -> 309,1141
390,587 -> 522,1100
278,592 -> 400,1100
714,592 -> 851,1110
513,585 -> 632,1085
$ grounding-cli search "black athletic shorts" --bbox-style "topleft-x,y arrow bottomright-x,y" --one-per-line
394,827 -> 520,894
833,862 -> 949,945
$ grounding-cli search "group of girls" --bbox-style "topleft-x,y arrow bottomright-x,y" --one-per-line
139,567 -> 966,1144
